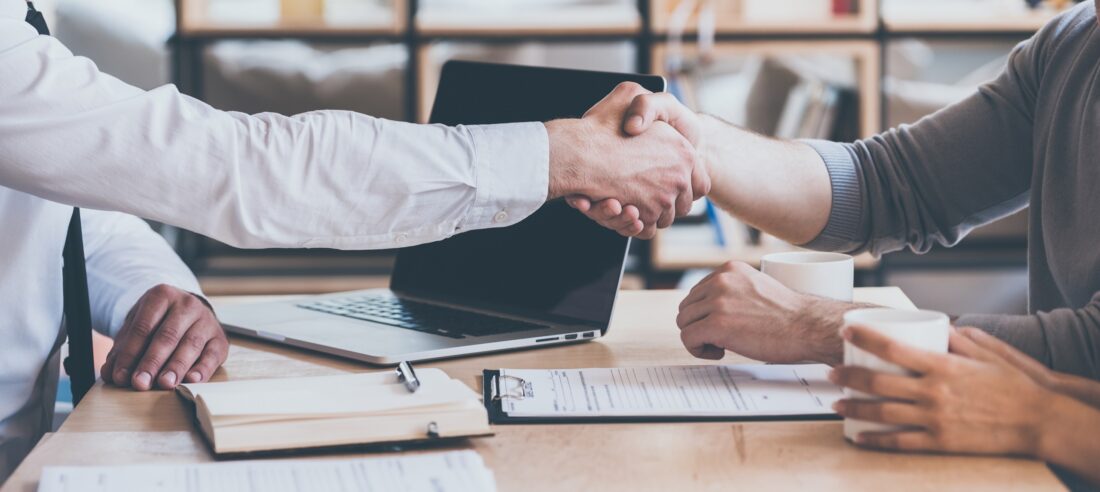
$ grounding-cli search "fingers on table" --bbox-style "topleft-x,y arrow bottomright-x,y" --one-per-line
108,294 -> 173,386
154,322 -> 217,389
184,336 -> 230,384
130,305 -> 201,391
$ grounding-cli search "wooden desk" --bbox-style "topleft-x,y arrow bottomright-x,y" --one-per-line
2,290 -> 1061,492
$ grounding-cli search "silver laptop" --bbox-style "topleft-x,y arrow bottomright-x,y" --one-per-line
218,61 -> 667,365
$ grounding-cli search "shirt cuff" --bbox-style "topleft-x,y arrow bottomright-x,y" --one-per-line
800,140 -> 865,253
461,122 -> 550,230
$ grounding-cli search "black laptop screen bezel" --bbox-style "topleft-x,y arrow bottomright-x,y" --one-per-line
389,61 -> 666,333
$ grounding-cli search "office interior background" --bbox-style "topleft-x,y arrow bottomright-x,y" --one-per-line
35,0 -> 1081,414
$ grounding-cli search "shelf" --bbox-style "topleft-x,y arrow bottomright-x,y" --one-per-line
651,224 -> 878,272
650,0 -> 878,36
415,4 -> 642,37
883,13 -> 1060,34
651,40 -> 882,139
178,0 -> 406,38
881,2 -> 1067,34
416,41 -> 638,122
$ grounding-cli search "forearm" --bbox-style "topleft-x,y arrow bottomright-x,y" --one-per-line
699,115 -> 832,245
959,295 -> 1100,381
1037,394 -> 1100,486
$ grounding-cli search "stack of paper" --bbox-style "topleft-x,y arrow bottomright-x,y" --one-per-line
38,451 -> 495,492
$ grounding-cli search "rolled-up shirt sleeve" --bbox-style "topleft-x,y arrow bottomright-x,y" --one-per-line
0,19 -> 548,251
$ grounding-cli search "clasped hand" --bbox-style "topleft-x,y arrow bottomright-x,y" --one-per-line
548,83 -> 708,238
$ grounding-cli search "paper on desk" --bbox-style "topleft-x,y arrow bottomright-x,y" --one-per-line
37,450 -> 495,492
499,364 -> 842,418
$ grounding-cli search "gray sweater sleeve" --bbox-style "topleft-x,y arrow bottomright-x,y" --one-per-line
957,295 -> 1100,380
800,22 -> 1058,255
797,17 -> 1100,378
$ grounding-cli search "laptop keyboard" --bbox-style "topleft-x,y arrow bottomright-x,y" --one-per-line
297,295 -> 549,339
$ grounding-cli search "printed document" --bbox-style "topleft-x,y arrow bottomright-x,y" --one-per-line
498,364 -> 841,418
38,450 -> 495,492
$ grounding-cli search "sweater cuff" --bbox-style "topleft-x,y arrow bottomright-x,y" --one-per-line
800,140 -> 865,253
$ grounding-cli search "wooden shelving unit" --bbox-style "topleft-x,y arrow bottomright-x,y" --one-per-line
650,0 -> 879,35
178,0 -> 407,37
415,3 -> 641,37
882,11 -> 1061,34
650,39 -> 882,138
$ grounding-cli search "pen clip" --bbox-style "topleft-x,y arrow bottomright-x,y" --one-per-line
396,361 -> 420,393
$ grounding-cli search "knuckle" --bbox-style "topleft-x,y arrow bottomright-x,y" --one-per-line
614,81 -> 642,96
155,323 -> 186,343
130,319 -> 157,338
137,353 -> 165,370
864,374 -> 883,394
180,294 -> 201,309
150,283 -> 175,297
183,332 -> 207,351
881,343 -> 906,363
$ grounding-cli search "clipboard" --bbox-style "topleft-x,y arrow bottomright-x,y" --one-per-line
482,370 -> 841,425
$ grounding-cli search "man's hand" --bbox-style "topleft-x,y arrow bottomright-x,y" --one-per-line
546,82 -> 708,238
676,261 -> 856,364
568,91 -> 709,238
100,284 -> 228,391
830,325 -> 1055,456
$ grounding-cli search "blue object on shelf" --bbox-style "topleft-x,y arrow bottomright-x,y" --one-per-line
705,199 -> 726,247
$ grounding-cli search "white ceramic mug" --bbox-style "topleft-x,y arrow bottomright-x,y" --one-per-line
841,308 -> 950,441
760,252 -> 854,301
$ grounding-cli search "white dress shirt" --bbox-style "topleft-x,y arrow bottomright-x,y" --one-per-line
0,0 -> 549,481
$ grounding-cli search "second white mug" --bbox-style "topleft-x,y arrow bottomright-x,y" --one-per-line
841,308 -> 951,441
760,251 -> 854,301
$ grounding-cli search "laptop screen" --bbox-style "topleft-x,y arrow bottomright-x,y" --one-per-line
391,61 -> 665,329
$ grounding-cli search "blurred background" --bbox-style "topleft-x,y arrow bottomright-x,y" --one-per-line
32,0 -> 1084,408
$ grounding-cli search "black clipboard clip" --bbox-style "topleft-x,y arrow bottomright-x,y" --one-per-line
396,361 -> 420,393
491,374 -> 531,401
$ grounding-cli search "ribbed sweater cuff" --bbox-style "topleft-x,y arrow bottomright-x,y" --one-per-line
800,140 -> 864,252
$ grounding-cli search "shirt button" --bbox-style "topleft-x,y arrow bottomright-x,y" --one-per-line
394,233 -> 408,244
493,211 -> 509,224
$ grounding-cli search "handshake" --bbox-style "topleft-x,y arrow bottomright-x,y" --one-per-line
545,82 -> 707,239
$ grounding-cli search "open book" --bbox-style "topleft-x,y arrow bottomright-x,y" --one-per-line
177,369 -> 491,457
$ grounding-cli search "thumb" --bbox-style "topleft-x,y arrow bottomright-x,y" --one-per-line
566,196 -> 593,213
622,93 -> 700,145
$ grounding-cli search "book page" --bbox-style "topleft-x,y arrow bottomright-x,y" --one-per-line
498,364 -> 841,418
181,369 -> 474,417
38,451 -> 495,492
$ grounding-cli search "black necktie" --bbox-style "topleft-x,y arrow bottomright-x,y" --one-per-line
25,2 -> 96,405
